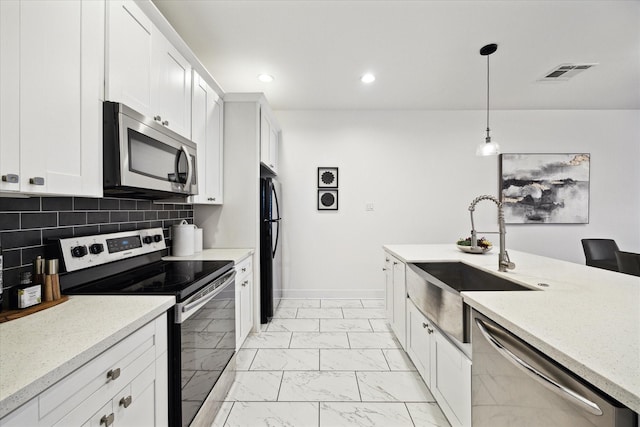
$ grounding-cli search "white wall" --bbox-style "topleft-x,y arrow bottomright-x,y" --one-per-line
275,109 -> 640,298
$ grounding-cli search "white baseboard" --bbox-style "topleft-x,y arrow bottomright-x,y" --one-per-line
280,289 -> 384,299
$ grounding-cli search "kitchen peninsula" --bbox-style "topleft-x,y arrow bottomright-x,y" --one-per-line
383,244 -> 640,415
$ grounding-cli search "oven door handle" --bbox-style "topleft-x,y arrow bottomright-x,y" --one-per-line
177,270 -> 235,323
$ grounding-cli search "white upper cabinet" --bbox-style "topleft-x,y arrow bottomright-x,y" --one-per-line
106,0 -> 192,139
151,32 -> 192,138
260,109 -> 280,175
0,0 -> 104,197
190,70 -> 223,204
105,0 -> 153,117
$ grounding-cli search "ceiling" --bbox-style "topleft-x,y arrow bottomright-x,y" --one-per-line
152,0 -> 640,111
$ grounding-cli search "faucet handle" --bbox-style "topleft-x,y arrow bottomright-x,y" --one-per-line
501,250 -> 516,270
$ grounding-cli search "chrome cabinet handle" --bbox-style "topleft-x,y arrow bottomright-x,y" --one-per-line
154,115 -> 161,121
207,197 -> 215,201
393,261 -> 398,265
162,120 -> 169,126
1,174 -> 18,183
474,318 -> 603,416
100,413 -> 114,426
119,395 -> 132,408
241,267 -> 247,272
427,327 -> 434,334
106,368 -> 120,381
385,257 -> 390,262
241,280 -> 248,287
422,322 -> 428,328
382,267 -> 388,271
29,177 -> 44,185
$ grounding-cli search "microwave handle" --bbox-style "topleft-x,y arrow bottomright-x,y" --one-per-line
180,145 -> 193,190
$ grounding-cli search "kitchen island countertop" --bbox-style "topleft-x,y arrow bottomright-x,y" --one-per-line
383,244 -> 640,413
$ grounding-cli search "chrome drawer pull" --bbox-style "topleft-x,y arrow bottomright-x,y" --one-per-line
422,322 -> 428,328
1,174 -> 18,183
100,413 -> 114,426
119,395 -> 132,408
241,267 -> 247,273
29,177 -> 44,185
241,280 -> 248,287
106,368 -> 120,381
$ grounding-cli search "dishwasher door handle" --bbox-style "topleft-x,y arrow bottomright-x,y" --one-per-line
474,318 -> 603,416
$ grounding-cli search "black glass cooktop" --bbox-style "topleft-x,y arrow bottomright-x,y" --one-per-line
65,260 -> 233,301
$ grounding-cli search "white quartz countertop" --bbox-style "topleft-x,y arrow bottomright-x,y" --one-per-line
163,248 -> 254,263
383,244 -> 640,413
0,295 -> 175,418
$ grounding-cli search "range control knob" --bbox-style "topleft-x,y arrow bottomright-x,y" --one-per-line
71,245 -> 88,258
143,236 -> 153,244
89,243 -> 104,254
153,234 -> 163,243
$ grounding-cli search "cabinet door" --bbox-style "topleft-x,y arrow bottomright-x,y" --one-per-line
391,256 -> 406,349
269,126 -> 279,174
0,1 -> 20,193
190,72 -> 223,205
383,254 -> 393,323
205,96 -> 224,203
19,0 -> 103,197
152,32 -> 192,139
239,273 -> 253,346
106,0 -> 153,117
430,329 -> 472,427
260,110 -> 271,168
114,363 -> 157,427
406,300 -> 431,387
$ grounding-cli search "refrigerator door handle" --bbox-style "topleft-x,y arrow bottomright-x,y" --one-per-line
272,184 -> 281,259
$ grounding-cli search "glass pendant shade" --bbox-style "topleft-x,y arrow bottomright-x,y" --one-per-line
476,139 -> 500,156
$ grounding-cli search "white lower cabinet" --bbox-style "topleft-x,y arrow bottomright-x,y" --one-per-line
0,314 -> 168,427
405,299 -> 471,427
235,255 -> 254,349
406,299 -> 432,387
384,251 -> 406,349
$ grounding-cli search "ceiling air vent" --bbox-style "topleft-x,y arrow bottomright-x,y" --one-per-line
538,63 -> 598,82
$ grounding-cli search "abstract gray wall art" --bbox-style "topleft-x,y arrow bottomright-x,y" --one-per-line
500,153 -> 590,224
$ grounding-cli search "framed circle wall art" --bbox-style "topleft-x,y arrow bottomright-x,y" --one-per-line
318,167 -> 338,188
318,189 -> 338,210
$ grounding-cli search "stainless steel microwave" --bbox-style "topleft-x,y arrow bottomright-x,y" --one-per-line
103,102 -> 198,199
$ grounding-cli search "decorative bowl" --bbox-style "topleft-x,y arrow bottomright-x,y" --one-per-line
456,244 -> 493,254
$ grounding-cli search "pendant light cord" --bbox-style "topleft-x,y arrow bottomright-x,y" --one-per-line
486,54 -> 490,133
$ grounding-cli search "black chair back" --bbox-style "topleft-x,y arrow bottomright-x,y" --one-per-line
581,239 -> 619,271
615,251 -> 640,277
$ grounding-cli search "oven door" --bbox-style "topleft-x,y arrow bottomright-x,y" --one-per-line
172,270 -> 236,427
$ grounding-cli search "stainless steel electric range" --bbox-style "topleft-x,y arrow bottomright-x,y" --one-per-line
54,228 -> 235,427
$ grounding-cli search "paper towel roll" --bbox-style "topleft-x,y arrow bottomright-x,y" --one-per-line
194,228 -> 203,253
172,220 -> 195,257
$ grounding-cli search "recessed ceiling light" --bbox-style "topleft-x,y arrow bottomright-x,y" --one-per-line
360,73 -> 375,84
257,74 -> 274,83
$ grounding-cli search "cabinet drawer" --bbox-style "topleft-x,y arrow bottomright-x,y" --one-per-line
235,256 -> 252,280
39,319 -> 157,422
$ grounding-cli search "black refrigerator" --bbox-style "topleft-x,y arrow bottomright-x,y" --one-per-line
260,177 -> 282,323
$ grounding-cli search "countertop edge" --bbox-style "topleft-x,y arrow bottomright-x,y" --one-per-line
0,297 -> 175,418
163,248 -> 254,264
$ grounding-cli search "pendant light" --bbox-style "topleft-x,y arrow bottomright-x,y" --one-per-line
476,43 -> 501,156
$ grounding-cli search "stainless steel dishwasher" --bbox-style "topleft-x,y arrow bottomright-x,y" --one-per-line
471,310 -> 636,427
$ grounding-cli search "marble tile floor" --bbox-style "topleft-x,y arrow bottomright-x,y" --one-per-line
211,299 -> 451,427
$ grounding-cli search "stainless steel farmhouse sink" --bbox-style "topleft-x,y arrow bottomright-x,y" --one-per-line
406,262 -> 536,344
